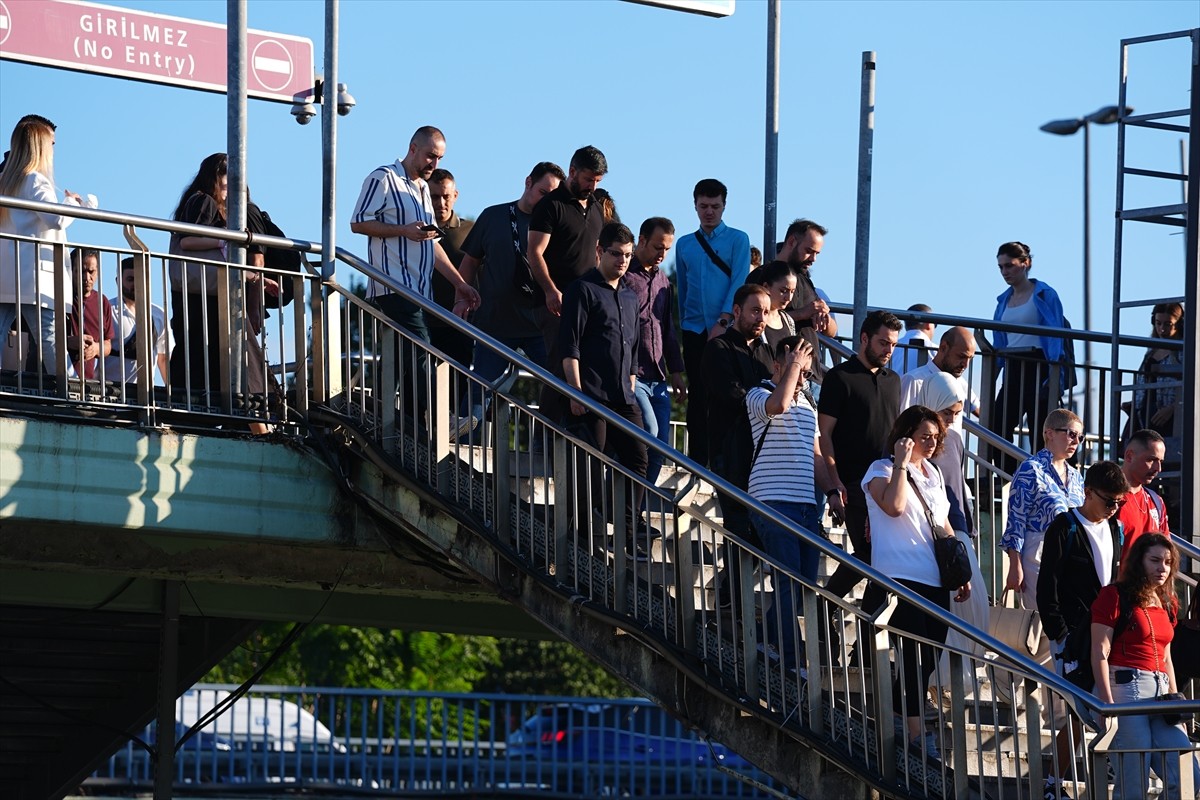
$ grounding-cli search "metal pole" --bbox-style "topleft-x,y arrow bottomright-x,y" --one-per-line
321,0 -> 343,399
1082,121 -> 1092,429
152,581 -> 180,800
763,0 -> 780,261
852,50 -> 876,337
1182,47 -> 1199,538
225,0 -> 247,412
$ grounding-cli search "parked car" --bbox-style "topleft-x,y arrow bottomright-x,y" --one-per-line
504,703 -> 765,797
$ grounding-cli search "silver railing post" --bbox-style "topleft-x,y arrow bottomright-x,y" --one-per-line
493,395 -> 512,545
52,241 -> 70,394
553,435 -> 570,579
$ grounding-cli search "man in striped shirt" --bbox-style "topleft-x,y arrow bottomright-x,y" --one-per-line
350,126 -> 480,339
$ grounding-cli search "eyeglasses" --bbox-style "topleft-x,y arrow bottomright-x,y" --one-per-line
1053,428 -> 1084,443
1093,491 -> 1124,511
603,249 -> 632,261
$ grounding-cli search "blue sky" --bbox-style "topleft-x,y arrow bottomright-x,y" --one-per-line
1,0 -> 1194,353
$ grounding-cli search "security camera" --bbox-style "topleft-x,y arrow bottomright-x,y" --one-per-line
336,84 -> 356,117
291,101 -> 317,125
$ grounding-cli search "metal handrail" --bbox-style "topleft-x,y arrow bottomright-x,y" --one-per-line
0,194 -> 322,256
827,301 -> 1182,351
328,246 -> 1164,727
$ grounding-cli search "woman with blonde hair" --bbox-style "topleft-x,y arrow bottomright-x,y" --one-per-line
0,118 -> 92,376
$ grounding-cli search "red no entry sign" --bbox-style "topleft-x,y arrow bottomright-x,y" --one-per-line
0,0 -> 315,103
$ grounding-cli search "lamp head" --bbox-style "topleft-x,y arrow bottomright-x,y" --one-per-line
1040,117 -> 1084,136
1085,105 -> 1132,125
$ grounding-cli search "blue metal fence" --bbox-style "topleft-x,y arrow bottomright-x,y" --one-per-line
88,685 -> 783,797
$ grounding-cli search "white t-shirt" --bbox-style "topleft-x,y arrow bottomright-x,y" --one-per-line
861,458 -> 949,587
105,298 -> 172,384
1073,509 -> 1115,587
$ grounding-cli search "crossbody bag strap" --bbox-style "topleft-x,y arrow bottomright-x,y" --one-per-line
904,468 -> 943,542
694,232 -> 732,279
508,204 -> 526,263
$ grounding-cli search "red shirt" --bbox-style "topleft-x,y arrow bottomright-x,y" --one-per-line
68,291 -> 115,379
1118,488 -> 1170,561
1091,584 -> 1175,672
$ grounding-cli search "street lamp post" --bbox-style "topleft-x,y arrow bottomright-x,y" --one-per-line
1039,104 -> 1130,433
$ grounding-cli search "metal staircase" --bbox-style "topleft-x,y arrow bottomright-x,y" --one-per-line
1107,28 -> 1198,532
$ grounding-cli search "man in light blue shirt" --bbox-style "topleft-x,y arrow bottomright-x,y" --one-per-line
674,178 -> 750,466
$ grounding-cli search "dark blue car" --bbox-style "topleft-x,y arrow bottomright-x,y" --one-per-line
504,703 -> 767,797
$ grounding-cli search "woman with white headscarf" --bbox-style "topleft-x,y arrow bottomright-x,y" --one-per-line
917,373 -> 991,697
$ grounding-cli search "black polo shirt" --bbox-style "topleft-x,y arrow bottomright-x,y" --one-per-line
558,268 -> 639,406
817,355 -> 901,492
529,184 -> 605,289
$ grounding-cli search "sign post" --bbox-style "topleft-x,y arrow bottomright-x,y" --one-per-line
0,0 -> 315,102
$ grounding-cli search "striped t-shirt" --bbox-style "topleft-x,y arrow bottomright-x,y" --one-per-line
351,160 -> 436,300
746,381 -> 818,503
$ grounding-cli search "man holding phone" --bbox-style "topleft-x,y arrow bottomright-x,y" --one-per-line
351,125 -> 480,339
351,126 -> 480,423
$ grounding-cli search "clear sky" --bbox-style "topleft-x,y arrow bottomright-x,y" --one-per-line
0,0 -> 1194,355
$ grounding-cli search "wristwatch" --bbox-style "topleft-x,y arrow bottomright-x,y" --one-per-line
718,317 -> 732,328
825,487 -> 841,498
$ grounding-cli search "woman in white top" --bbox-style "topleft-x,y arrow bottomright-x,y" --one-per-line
864,405 -> 971,760
0,118 -> 87,376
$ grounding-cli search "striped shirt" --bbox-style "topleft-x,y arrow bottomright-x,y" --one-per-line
746,381 -> 818,503
351,160 -> 436,300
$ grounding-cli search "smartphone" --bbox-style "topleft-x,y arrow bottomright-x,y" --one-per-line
420,224 -> 446,238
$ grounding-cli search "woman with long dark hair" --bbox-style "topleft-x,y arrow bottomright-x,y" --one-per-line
168,153 -> 276,425
1092,532 -> 1198,799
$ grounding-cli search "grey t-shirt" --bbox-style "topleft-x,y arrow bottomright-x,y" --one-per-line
460,200 -> 543,338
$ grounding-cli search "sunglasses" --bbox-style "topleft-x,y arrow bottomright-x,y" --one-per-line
1093,491 -> 1124,511
1052,427 -> 1084,443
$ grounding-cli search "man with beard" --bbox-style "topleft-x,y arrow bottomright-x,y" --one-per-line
1117,428 -> 1170,560
675,178 -> 751,466
626,217 -> 684,485
106,256 -> 172,384
456,162 -> 564,427
65,247 -> 115,380
528,146 -> 609,418
748,219 -> 836,385
351,126 -> 480,421
528,145 -> 608,329
818,310 -> 902,638
702,284 -> 774,607
899,326 -> 979,430
424,168 -> 476,375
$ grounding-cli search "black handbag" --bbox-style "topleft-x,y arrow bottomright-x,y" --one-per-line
906,469 -> 971,590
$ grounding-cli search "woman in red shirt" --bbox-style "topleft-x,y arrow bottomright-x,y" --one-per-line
1091,532 -> 1197,799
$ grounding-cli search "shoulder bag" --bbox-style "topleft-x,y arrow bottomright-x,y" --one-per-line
989,588 -> 1044,658
694,232 -> 732,278
906,468 -> 971,590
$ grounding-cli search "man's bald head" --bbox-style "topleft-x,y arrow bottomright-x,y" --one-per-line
403,126 -> 446,181
933,326 -> 976,377
410,125 -> 445,148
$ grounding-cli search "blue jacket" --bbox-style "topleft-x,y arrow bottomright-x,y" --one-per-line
992,279 -> 1067,367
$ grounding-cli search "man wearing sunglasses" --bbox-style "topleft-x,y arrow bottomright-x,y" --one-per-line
1036,460 -> 1130,800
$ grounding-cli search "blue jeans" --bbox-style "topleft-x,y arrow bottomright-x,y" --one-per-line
375,294 -> 431,414
1109,667 -> 1199,800
752,501 -> 821,667
634,378 -> 672,485
466,334 -> 547,418
0,303 -> 71,377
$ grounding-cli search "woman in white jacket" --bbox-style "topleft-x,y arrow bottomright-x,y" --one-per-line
0,118 -> 86,376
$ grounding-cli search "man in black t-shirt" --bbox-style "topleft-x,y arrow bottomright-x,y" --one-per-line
746,218 -> 837,385
818,310 -> 902,612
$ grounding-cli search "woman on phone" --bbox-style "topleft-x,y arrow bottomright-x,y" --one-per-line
864,405 -> 971,760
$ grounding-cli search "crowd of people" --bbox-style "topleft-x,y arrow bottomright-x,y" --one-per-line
1,116 -> 1191,796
